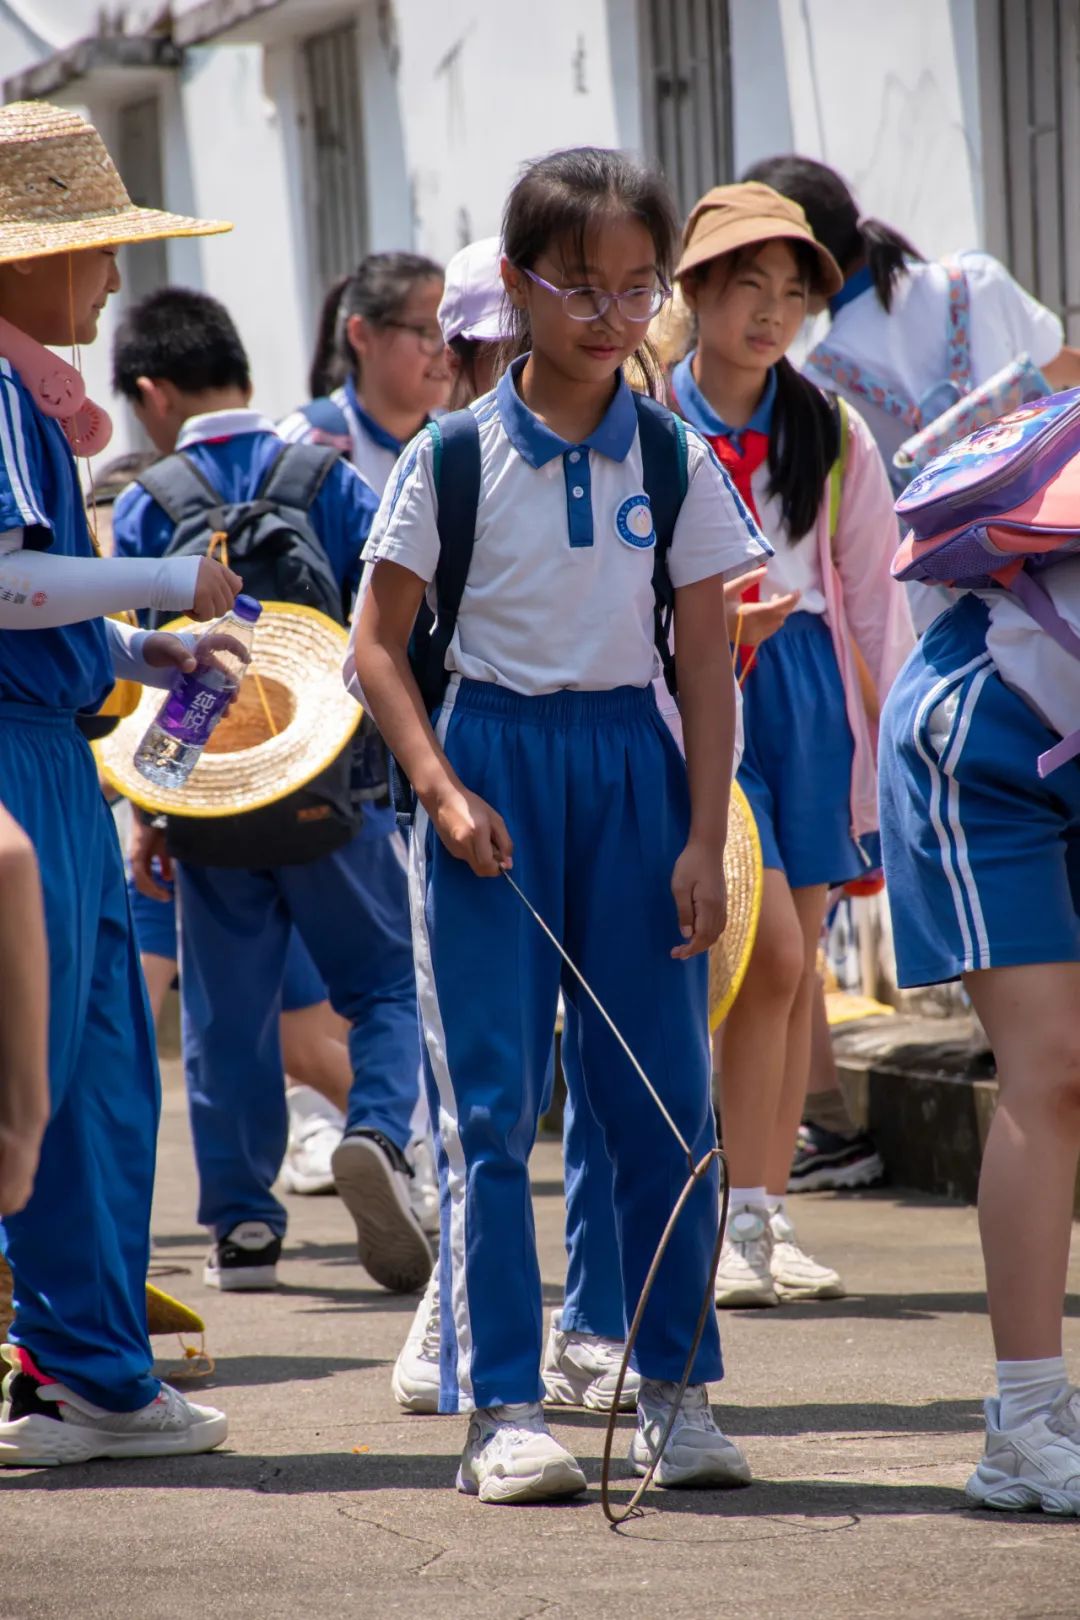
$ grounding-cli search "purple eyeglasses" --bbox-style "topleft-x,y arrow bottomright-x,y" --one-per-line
519,268 -> 670,324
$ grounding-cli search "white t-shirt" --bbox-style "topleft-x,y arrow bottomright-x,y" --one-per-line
359,366 -> 768,696
984,561 -> 1080,743
804,252 -> 1064,468
751,474 -> 825,615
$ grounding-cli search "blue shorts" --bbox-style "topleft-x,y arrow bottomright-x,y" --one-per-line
739,612 -> 869,888
879,592 -> 1080,987
126,869 -> 327,1010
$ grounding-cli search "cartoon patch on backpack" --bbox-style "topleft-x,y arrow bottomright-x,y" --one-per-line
616,493 -> 655,550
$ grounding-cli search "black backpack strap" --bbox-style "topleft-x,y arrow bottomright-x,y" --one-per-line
135,452 -> 222,525
256,441 -> 341,512
634,393 -> 689,697
423,409 -> 482,702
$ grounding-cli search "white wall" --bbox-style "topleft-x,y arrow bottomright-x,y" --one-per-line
389,0 -> 632,262
732,0 -> 984,261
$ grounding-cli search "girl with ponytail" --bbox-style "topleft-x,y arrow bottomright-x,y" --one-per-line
744,155 -> 1080,525
280,252 -> 451,498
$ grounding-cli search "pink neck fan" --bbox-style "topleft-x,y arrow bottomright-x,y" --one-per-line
0,317 -> 113,457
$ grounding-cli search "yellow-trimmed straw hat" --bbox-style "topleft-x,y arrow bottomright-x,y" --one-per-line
0,101 -> 231,264
96,603 -> 361,817
675,181 -> 843,296
709,781 -> 763,1030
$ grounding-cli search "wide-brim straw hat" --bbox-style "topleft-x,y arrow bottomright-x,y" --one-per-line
96,603 -> 360,817
675,181 -> 843,296
0,102 -> 231,264
709,782 -> 763,1030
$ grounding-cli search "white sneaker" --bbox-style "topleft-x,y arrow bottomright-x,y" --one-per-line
279,1085 -> 344,1196
391,1269 -> 441,1413
628,1380 -> 752,1489
767,1209 -> 845,1300
406,1132 -> 440,1238
332,1130 -> 434,1294
456,1401 -> 587,1504
713,1207 -> 779,1307
0,1347 -> 228,1467
541,1309 -> 639,1411
966,1390 -> 1080,1514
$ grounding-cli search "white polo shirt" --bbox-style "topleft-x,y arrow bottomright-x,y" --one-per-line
279,376 -> 406,498
358,361 -> 768,696
804,252 -> 1064,469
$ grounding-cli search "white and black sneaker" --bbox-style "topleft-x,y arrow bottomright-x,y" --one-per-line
332,1129 -> 434,1294
204,1220 -> 282,1291
0,1345 -> 228,1467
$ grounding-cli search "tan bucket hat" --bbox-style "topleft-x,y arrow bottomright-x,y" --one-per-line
676,181 -> 843,295
708,781 -> 763,1031
95,603 -> 360,818
0,101 -> 231,264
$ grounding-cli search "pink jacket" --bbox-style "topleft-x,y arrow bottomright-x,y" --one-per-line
817,405 -> 915,843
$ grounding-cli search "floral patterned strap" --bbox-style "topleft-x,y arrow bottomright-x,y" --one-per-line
943,259 -> 974,393
809,257 -> 975,432
806,344 -> 921,429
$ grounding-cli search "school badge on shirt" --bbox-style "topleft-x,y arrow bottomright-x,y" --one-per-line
615,493 -> 655,550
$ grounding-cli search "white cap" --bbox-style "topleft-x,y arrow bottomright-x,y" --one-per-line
437,236 -> 512,344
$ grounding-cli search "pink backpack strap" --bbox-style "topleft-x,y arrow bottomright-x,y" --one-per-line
806,342 -> 921,430
1008,569 -> 1080,777
943,258 -> 974,394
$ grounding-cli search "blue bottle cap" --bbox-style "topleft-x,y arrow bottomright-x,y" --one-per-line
233,594 -> 262,623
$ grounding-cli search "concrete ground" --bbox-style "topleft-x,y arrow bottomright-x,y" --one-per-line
3,1066 -> 1080,1620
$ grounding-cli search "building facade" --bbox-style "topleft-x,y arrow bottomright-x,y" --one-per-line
3,0 -> 1076,453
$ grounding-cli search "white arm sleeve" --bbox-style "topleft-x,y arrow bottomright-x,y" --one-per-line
105,619 -> 198,690
0,529 -> 200,630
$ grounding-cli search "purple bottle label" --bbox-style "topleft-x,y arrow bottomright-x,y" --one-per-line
158,674 -> 232,747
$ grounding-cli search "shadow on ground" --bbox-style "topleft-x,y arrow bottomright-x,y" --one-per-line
0,1449 -> 970,1517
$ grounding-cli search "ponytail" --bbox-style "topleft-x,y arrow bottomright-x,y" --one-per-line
767,358 -> 839,540
858,216 -> 924,313
308,275 -> 351,399
741,154 -> 924,313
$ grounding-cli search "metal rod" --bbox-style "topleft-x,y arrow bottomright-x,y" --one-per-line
500,870 -> 693,1166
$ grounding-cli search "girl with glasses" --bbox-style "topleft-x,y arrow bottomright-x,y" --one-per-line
281,252 -> 452,499
350,145 -> 768,1504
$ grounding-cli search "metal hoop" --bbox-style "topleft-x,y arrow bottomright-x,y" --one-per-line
600,1147 -> 730,1526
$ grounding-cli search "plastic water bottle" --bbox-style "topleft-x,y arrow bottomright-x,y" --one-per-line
134,595 -> 262,789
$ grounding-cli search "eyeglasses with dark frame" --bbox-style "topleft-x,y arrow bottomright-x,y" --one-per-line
379,319 -> 448,357
519,267 -> 671,324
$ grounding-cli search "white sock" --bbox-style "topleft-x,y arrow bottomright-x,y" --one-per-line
996,1356 -> 1069,1429
729,1186 -> 768,1212
767,1194 -> 787,1216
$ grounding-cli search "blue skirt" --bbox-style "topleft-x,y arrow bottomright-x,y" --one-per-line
738,612 -> 872,888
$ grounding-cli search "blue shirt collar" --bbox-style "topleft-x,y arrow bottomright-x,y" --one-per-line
672,353 -> 776,441
344,375 -> 407,454
828,263 -> 874,318
495,355 -> 638,468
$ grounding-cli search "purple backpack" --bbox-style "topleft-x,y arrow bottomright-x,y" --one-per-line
893,387 -> 1080,776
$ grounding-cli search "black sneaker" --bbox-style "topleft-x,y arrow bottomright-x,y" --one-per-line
332,1129 -> 433,1294
204,1220 -> 283,1291
787,1122 -> 884,1193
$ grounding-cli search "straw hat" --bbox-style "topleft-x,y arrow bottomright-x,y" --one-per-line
0,102 -> 230,264
95,603 -> 361,817
709,782 -> 763,1030
675,181 -> 843,295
